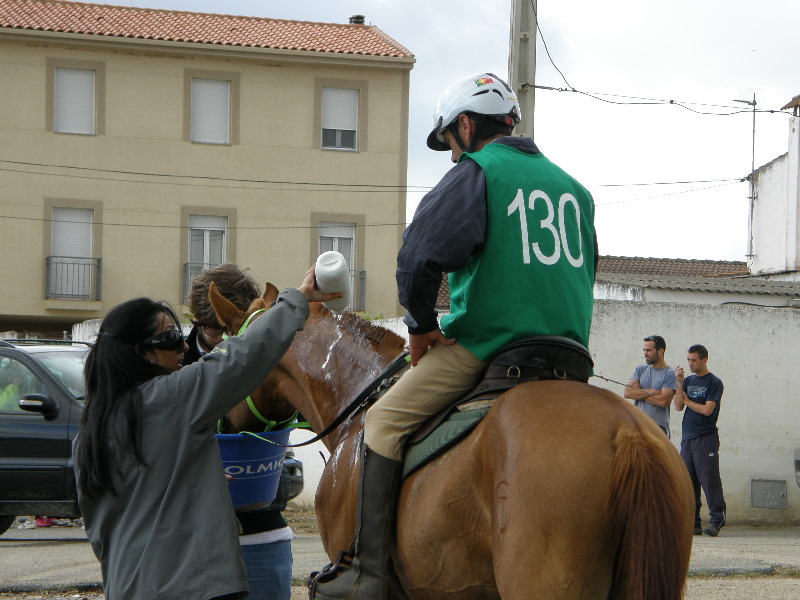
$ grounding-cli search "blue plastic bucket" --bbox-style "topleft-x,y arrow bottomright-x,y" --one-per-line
216,428 -> 290,510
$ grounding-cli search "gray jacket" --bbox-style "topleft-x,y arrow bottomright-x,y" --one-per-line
75,289 -> 309,600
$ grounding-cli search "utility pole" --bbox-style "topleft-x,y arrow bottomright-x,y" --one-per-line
734,93 -> 757,258
508,0 -> 537,139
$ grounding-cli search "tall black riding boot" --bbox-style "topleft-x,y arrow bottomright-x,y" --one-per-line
310,445 -> 403,600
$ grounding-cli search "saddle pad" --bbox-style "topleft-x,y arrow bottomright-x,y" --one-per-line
402,405 -> 491,479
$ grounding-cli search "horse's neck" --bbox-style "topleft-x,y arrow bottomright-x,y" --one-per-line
285,310 -> 404,448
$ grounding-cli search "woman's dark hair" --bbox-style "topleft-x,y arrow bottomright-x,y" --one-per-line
76,298 -> 181,499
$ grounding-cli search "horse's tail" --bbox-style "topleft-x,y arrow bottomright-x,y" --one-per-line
608,421 -> 693,600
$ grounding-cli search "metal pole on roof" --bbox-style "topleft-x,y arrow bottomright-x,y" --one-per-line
508,0 -> 537,140
734,94 -> 756,258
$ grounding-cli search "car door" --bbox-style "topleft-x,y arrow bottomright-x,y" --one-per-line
0,352 -> 72,506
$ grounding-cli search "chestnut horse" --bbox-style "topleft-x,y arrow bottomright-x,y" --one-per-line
211,283 -> 695,600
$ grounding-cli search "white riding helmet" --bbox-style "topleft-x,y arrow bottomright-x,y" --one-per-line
426,72 -> 521,151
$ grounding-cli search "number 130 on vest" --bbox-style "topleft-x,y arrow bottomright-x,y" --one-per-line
507,188 -> 584,267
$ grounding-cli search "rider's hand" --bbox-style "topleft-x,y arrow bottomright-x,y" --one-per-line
298,265 -> 344,303
408,329 -> 456,367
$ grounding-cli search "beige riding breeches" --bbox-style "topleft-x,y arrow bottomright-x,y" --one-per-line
364,342 -> 487,460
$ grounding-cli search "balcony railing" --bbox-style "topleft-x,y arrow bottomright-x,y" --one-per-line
350,270 -> 366,312
45,256 -> 102,300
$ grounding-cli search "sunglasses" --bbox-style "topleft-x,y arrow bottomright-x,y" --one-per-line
142,329 -> 185,351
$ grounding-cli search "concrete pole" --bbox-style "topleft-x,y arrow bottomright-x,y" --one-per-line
508,0 -> 537,140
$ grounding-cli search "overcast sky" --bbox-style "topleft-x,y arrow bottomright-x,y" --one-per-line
110,0 -> 799,262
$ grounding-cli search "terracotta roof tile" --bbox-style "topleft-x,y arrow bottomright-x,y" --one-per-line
596,273 -> 800,297
597,255 -> 747,278
0,0 -> 414,58
435,256 -> 750,310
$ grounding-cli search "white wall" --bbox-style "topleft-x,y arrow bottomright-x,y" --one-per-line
591,300 -> 800,524
296,305 -> 800,525
751,116 -> 800,274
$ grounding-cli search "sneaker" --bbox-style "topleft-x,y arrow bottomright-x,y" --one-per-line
17,518 -> 36,530
51,519 -> 72,527
35,516 -> 55,527
703,524 -> 720,537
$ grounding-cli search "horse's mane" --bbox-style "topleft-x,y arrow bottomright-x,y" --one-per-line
308,302 -> 406,357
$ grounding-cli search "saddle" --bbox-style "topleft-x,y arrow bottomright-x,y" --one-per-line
402,335 -> 593,478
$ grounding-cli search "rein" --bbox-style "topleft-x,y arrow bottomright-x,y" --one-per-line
592,372 -> 657,399
243,350 -> 411,448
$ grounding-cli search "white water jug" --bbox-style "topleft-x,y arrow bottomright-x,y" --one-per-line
315,251 -> 351,313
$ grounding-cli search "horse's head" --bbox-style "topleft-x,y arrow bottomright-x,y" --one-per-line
209,281 -> 309,434
208,280 -> 279,337
209,281 -> 407,447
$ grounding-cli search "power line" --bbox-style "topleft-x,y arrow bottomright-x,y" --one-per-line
0,159 -> 431,193
594,180 -> 741,206
0,158 -> 742,191
0,179 -> 745,229
526,0 -> 573,91
597,178 -> 742,188
0,213 -> 408,230
524,1 -> 791,118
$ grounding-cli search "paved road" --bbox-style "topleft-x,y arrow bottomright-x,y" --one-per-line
2,523 -> 800,592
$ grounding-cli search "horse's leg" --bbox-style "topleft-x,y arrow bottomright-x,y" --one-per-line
395,433 -> 499,600
487,389 -> 616,600
316,431 -> 361,554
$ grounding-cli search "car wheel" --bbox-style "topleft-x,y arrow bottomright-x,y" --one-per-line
0,515 -> 14,535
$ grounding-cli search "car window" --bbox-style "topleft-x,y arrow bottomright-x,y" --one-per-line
0,357 -> 45,412
34,350 -> 88,400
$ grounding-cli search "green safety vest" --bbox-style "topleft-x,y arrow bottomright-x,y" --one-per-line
440,143 -> 595,360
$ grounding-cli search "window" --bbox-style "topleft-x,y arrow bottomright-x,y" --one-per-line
319,222 -> 354,268
53,67 -> 96,135
188,214 -> 227,270
48,207 -> 98,300
0,358 -> 44,413
191,78 -> 231,144
319,222 -> 356,309
321,87 -> 358,150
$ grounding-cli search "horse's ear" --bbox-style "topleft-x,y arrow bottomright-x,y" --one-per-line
263,282 -> 280,306
209,281 -> 242,330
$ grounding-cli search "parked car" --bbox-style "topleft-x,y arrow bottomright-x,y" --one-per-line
0,339 -> 303,535
0,340 -> 89,535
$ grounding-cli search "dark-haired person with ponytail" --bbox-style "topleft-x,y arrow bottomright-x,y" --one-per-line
74,266 -> 339,600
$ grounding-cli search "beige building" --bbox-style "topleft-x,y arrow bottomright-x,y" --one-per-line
0,0 -> 414,335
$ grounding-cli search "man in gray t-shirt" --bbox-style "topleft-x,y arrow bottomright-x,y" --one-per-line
623,335 -> 677,436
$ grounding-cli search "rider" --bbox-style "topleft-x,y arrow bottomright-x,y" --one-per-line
311,72 -> 598,600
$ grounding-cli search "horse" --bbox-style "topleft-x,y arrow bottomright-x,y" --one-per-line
210,282 -> 696,600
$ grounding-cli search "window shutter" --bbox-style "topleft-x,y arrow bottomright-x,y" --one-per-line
321,88 -> 358,148
189,215 -> 227,230
191,78 -> 230,144
54,68 -> 95,134
321,88 -> 358,131
52,208 -> 92,257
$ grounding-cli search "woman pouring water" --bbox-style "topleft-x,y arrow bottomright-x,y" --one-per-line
74,266 -> 340,600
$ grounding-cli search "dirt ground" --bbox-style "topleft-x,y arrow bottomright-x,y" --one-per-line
3,577 -> 800,600
3,507 -> 799,599
3,576 -> 800,600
